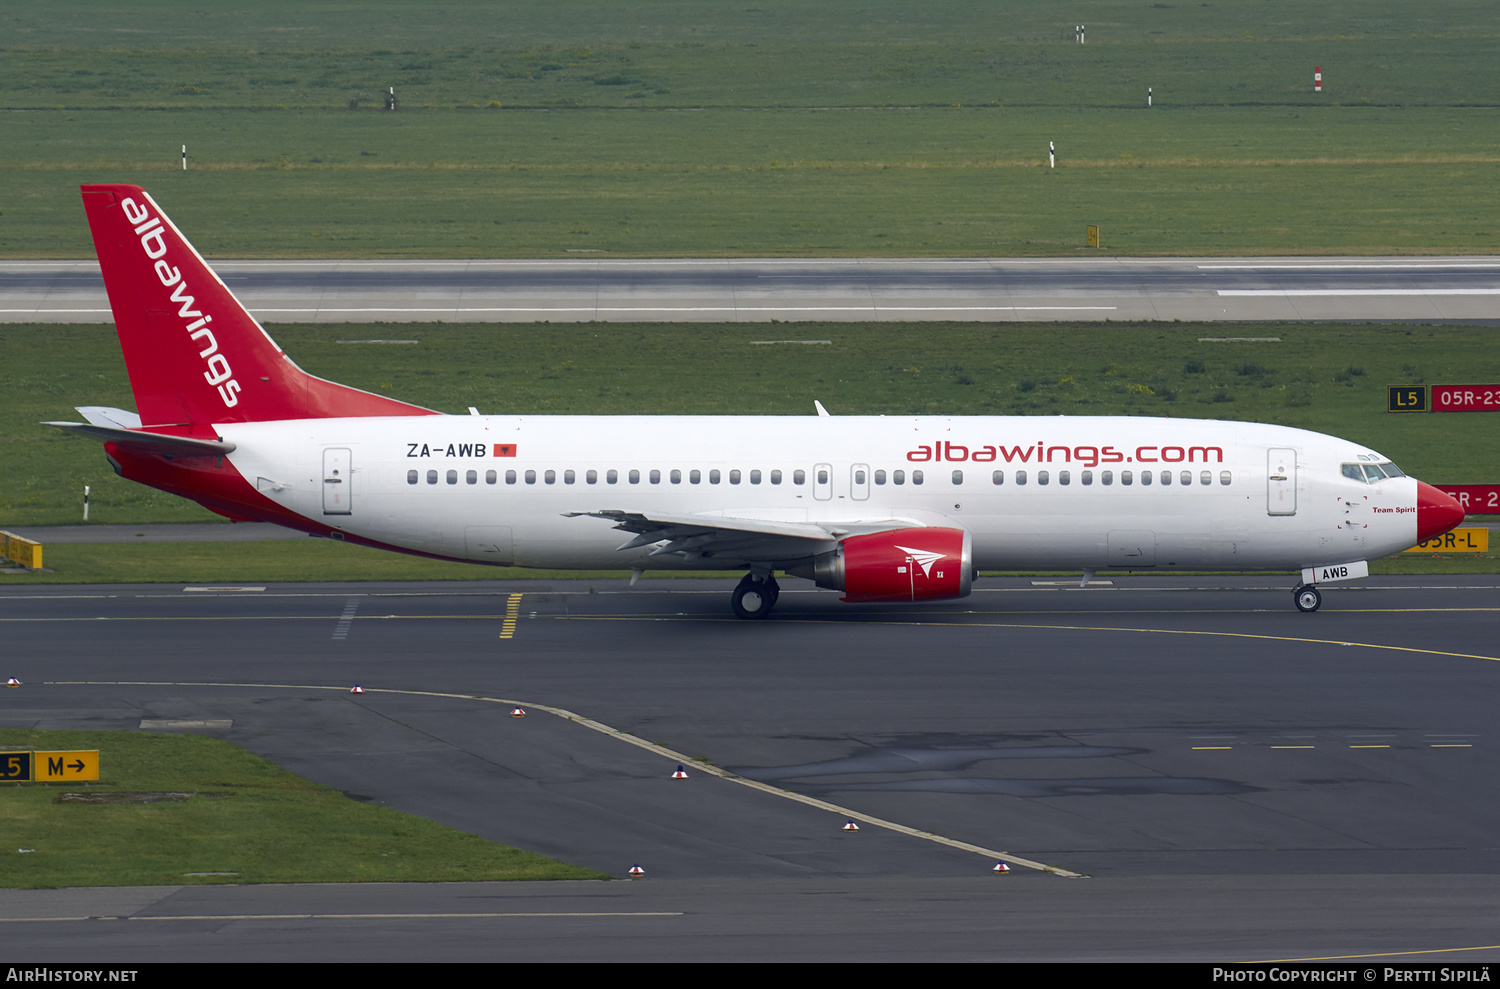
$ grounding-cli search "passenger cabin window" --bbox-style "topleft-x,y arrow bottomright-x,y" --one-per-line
466,470 -> 477,484
427,470 -> 438,484
586,470 -> 598,484
912,470 -> 923,485
730,470 -> 741,484
1101,470 -> 1113,485
544,470 -> 556,484
446,469 -> 458,485
1038,470 -> 1049,486
1121,470 -> 1133,486
506,470 -> 517,484
607,469 -> 618,484
794,469 -> 806,485
951,470 -> 963,485
650,469 -> 661,484
629,469 -> 641,484
670,469 -> 681,484
751,470 -> 762,484
893,470 -> 905,485
1081,470 -> 1092,485
992,470 -> 1004,485
770,469 -> 782,485
525,470 -> 537,484
710,469 -> 720,484
690,469 -> 701,484
564,469 -> 575,484
486,470 -> 497,484
407,470 -> 418,485
1059,470 -> 1070,485
875,470 -> 887,485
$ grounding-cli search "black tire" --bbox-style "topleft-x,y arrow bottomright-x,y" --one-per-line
731,577 -> 776,620
1293,585 -> 1322,613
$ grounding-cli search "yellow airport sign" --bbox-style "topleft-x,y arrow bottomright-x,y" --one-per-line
34,750 -> 99,782
1404,527 -> 1489,553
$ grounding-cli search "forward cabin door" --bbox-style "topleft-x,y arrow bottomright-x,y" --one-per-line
323,447 -> 353,515
1267,447 -> 1297,516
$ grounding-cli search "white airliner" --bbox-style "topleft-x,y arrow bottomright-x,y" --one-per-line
49,185 -> 1465,618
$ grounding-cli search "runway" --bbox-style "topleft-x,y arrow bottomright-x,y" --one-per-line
2,575 -> 1498,962
5,256 -> 1500,323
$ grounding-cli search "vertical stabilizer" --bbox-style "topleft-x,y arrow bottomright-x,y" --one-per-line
80,184 -> 436,426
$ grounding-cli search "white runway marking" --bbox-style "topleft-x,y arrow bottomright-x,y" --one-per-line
1218,289 -> 1500,296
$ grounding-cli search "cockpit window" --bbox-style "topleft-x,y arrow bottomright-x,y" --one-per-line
1344,461 -> 1406,483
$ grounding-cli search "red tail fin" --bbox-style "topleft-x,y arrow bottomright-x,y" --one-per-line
80,185 -> 436,426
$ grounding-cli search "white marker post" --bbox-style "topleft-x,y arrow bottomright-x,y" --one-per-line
83,485 -> 90,521
388,86 -> 396,111
1148,87 -> 1152,107
181,145 -> 186,170
1049,141 -> 1055,169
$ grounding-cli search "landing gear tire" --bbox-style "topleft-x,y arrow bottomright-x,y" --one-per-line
731,575 -> 778,620
1293,585 -> 1322,613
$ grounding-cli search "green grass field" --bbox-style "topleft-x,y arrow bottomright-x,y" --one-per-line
2,1 -> 1496,257
4,320 -> 1496,530
0,729 -> 604,887
3,537 -> 1489,585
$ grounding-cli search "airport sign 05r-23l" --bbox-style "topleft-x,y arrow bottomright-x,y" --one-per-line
1389,385 -> 1500,412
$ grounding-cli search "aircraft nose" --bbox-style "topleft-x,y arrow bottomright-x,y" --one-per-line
1415,481 -> 1465,542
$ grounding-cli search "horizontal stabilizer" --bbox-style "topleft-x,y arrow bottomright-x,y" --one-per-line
76,406 -> 143,430
43,421 -> 236,456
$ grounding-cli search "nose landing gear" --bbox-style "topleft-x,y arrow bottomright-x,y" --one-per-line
1292,584 -> 1322,613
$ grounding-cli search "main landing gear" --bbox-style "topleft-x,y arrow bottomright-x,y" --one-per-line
731,572 -> 780,620
1292,583 -> 1322,613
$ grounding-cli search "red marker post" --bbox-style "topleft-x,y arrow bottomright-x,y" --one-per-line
1314,67 -> 1322,92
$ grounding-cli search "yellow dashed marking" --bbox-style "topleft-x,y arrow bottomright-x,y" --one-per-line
499,593 -> 522,640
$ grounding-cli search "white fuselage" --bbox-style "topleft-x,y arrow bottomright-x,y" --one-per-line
220,414 -> 1421,573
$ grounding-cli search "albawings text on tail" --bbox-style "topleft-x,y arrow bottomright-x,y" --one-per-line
119,196 -> 240,409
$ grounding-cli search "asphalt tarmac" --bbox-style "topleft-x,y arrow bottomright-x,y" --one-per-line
1,574 -> 1497,962
5,256 -> 1500,323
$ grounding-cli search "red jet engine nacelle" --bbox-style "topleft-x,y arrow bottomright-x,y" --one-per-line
799,527 -> 974,602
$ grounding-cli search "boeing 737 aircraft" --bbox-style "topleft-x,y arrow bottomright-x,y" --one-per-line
49,185 -> 1465,618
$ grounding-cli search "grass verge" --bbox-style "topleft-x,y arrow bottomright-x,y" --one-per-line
0,729 -> 605,888
0,538 -> 1491,585
6,320 -> 1498,528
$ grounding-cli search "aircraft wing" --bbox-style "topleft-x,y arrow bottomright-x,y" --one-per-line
565,509 -> 922,561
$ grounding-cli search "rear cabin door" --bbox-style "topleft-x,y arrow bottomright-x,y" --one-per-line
323,447 -> 353,515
